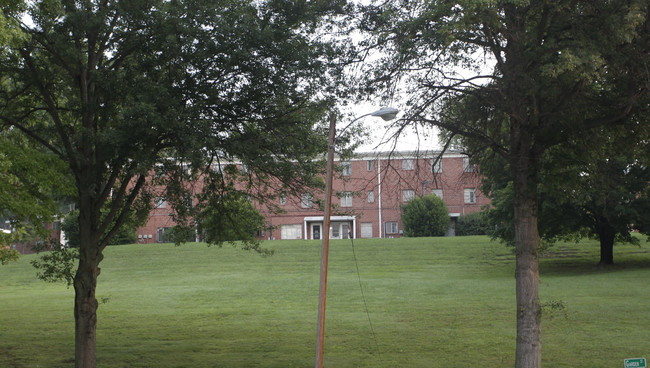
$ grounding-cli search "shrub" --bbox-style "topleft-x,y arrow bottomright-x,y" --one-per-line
61,208 -> 137,247
455,211 -> 489,236
401,194 -> 449,237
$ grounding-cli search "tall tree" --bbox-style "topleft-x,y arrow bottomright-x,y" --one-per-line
361,1 -> 650,366
479,121 -> 650,266
0,0 -> 348,366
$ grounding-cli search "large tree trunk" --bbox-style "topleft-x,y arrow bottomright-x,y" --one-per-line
74,255 -> 99,368
512,143 -> 542,368
597,224 -> 616,265
74,197 -> 103,368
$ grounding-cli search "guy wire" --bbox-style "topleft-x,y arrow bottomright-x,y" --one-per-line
349,232 -> 383,367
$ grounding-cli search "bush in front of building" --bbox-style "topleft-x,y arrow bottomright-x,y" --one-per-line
61,209 -> 137,247
455,211 -> 489,236
401,194 -> 449,237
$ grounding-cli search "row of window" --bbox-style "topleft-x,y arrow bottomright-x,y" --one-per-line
340,157 -> 476,176
280,221 -> 403,240
154,187 -> 478,211
296,188 -> 477,209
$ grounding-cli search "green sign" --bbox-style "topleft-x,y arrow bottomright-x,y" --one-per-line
624,358 -> 647,368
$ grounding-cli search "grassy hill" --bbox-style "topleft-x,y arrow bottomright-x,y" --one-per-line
1,236 -> 649,367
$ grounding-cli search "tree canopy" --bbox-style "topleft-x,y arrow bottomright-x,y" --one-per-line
479,121 -> 650,265
362,1 -> 650,366
0,0 -> 350,366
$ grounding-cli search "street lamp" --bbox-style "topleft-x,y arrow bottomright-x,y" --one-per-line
315,107 -> 399,368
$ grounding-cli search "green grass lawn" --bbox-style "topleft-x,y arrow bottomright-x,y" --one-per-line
1,236 -> 649,367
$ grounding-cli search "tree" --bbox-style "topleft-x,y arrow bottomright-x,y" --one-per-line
362,1 -> 650,366
547,124 -> 650,265
196,187 -> 268,246
401,194 -> 449,237
0,1 -> 348,366
0,130 -> 73,250
473,120 -> 650,265
61,206 -> 141,248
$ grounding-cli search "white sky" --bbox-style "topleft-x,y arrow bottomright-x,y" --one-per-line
355,114 -> 441,153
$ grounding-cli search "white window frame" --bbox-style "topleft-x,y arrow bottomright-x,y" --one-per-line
464,188 -> 477,204
156,227 -> 171,242
155,197 -> 167,209
432,189 -> 443,199
432,159 -> 442,173
385,222 -> 398,235
367,190 -> 375,203
367,160 -> 375,171
463,157 -> 476,172
402,159 -> 415,170
279,193 -> 287,206
341,161 -> 351,176
301,193 -> 313,208
402,189 -> 415,202
340,192 -> 353,207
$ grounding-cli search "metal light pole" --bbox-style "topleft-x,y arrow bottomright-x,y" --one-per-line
315,107 -> 398,368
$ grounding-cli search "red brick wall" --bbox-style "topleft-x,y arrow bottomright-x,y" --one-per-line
136,151 -> 490,242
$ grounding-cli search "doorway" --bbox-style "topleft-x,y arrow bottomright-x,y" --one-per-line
311,223 -> 321,240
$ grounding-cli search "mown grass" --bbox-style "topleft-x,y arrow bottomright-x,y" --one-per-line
1,236 -> 649,367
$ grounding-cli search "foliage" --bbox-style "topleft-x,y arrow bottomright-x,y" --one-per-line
196,190 -> 269,252
0,244 -> 20,265
455,211 -> 489,236
363,0 -> 650,365
61,207 -> 139,248
30,247 -> 79,287
478,122 -> 650,264
0,132 -> 73,239
401,194 -> 449,237
0,0 -> 350,365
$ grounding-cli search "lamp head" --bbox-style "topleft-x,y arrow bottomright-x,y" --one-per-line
369,107 -> 399,121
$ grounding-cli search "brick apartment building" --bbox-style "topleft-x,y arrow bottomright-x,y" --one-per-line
136,150 -> 489,243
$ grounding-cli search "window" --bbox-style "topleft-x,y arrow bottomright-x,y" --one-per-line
341,161 -> 351,176
432,189 -> 443,199
240,163 -> 249,174
367,190 -> 375,203
155,197 -> 167,209
432,159 -> 442,173
402,159 -> 414,170
279,193 -> 287,206
301,193 -> 313,208
340,192 -> 353,207
367,160 -> 375,171
360,223 -> 373,238
156,227 -> 171,242
183,195 -> 193,210
332,224 -> 340,238
281,224 -> 302,239
155,166 -> 167,178
464,188 -> 477,204
181,164 -> 192,176
341,223 -> 350,239
463,157 -> 477,172
385,222 -> 398,235
402,189 -> 415,202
